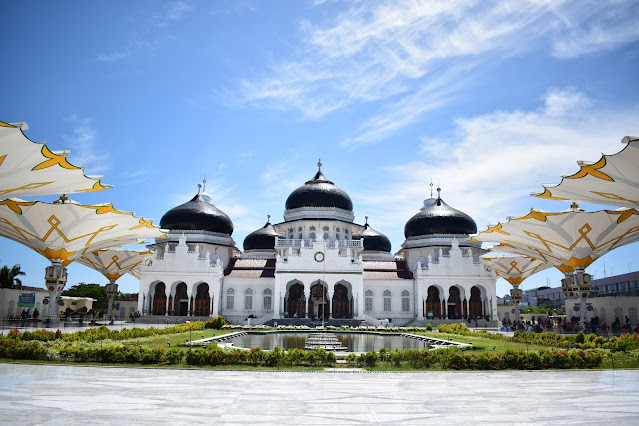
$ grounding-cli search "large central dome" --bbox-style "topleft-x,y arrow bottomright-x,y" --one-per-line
160,188 -> 234,235
285,161 -> 353,211
404,188 -> 477,238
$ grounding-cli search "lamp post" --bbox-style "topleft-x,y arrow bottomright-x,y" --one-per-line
186,320 -> 192,354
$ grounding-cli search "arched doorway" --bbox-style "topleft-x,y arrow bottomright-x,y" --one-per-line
426,286 -> 441,319
172,282 -> 188,316
309,281 -> 328,320
152,282 -> 166,315
469,286 -> 483,319
332,283 -> 352,318
447,287 -> 462,319
286,283 -> 305,318
194,283 -> 210,316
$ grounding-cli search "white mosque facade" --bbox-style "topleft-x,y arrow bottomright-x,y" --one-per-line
138,164 -> 497,325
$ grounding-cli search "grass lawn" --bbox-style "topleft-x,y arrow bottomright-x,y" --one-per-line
121,329 -> 235,351
412,330 -> 549,353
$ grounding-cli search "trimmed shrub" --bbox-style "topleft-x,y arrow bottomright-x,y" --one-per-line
205,316 -> 226,330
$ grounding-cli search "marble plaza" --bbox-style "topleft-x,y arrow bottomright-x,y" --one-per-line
1,364 -> 638,424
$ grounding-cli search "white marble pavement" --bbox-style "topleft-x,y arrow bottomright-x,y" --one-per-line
0,364 -> 638,424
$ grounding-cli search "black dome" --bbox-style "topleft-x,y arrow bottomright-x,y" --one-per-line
244,218 -> 282,251
285,162 -> 353,211
160,191 -> 233,235
404,191 -> 477,238
355,219 -> 391,252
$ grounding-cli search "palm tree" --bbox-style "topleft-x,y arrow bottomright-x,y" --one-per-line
0,264 -> 26,289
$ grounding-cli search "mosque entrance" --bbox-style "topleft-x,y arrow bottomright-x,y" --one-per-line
332,283 -> 352,319
308,282 -> 328,320
152,282 -> 167,315
469,286 -> 483,319
173,283 -> 188,316
447,287 -> 462,319
286,283 -> 306,318
194,283 -> 211,316
426,286 -> 441,319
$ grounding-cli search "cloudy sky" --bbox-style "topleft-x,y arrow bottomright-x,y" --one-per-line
1,0 -> 638,296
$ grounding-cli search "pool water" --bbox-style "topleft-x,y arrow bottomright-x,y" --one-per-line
221,331 -> 430,352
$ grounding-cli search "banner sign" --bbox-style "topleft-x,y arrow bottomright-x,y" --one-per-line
18,293 -> 36,307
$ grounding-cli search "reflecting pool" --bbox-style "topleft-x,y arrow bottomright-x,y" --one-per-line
219,331 -> 431,352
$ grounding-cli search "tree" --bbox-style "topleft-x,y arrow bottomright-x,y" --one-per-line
61,282 -> 108,310
0,264 -> 26,289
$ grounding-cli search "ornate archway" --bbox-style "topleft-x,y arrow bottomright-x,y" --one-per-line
152,282 -> 166,315
469,286 -> 483,319
194,283 -> 210,316
172,282 -> 188,316
447,286 -> 462,319
285,283 -> 305,318
426,286 -> 442,319
332,283 -> 352,319
309,281 -> 328,320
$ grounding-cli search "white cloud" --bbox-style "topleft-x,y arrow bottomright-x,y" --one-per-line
354,88 -> 639,237
152,1 -> 193,27
62,116 -> 110,174
96,2 -> 192,63
236,0 -> 639,145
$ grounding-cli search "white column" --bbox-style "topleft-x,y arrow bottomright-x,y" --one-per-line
165,291 -> 170,316
304,286 -> 310,319
327,286 -> 334,319
273,279 -> 281,319
416,281 -> 424,318
210,295 -> 215,318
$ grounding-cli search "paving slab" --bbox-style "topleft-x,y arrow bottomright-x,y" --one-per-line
0,364 -> 638,425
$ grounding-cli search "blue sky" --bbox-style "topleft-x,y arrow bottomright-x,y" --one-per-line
1,0 -> 638,296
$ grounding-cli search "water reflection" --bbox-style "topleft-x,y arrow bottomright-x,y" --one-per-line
224,332 -> 429,352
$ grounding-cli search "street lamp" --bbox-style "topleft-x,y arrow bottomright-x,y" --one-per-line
186,321 -> 192,354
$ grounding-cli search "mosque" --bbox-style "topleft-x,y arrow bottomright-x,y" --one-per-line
138,162 -> 497,325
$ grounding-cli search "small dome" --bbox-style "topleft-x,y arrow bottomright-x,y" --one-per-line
243,217 -> 282,251
160,187 -> 233,235
404,188 -> 477,238
354,217 -> 391,252
285,161 -> 353,211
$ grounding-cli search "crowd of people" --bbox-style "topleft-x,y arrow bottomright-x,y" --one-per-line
501,314 -> 639,334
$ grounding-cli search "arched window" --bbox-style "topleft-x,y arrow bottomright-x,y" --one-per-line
336,227 -> 340,232
263,288 -> 272,311
365,289 -> 373,313
383,290 -> 392,312
401,290 -> 410,312
226,288 -> 235,310
244,288 -> 254,310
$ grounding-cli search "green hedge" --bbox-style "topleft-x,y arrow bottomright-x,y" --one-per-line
362,347 -> 602,370
437,323 -> 639,353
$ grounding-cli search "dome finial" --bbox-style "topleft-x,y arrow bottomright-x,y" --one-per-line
203,176 -> 207,193
430,180 -> 433,198
317,158 -> 322,170
197,183 -> 202,194
267,214 -> 271,223
437,186 -> 441,200
365,215 -> 369,225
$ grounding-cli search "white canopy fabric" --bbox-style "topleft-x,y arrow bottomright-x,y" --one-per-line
473,208 -> 639,271
0,198 -> 164,266
483,255 -> 551,285
0,121 -> 112,198
533,136 -> 639,208
77,249 -> 152,281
